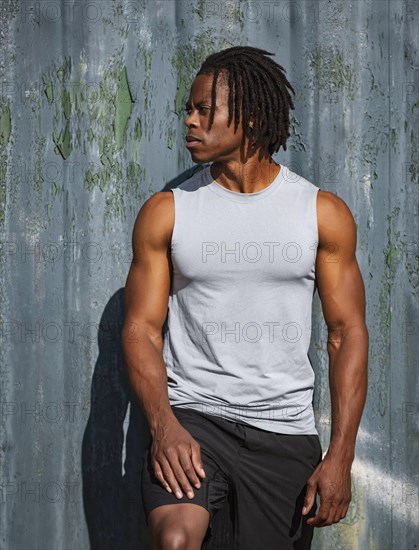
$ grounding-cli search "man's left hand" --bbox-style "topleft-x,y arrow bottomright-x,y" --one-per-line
301,454 -> 352,527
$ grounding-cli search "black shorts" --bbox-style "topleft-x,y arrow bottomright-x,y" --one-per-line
141,406 -> 323,550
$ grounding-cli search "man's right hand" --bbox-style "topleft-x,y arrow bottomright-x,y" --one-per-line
150,416 -> 206,500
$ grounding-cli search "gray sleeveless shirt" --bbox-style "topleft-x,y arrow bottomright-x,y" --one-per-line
163,163 -> 321,435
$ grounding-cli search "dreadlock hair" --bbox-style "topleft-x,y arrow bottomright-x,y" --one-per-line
195,46 -> 295,155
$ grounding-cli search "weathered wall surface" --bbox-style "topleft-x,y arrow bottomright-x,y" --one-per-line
0,1 -> 417,549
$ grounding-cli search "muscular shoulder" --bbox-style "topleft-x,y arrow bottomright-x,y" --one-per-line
132,191 -> 174,251
317,189 -> 357,250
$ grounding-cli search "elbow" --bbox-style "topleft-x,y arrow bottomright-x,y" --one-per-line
347,321 -> 369,343
121,319 -> 164,355
327,319 -> 369,351
121,321 -> 140,351
326,320 -> 345,350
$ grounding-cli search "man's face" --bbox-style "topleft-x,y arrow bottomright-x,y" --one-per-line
184,72 -> 249,164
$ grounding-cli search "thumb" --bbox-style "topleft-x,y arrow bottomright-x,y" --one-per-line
302,480 -> 317,515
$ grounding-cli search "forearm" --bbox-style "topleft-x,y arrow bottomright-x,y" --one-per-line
121,323 -> 176,436
326,325 -> 369,463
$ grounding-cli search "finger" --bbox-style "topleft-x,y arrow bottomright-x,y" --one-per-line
302,479 -> 317,515
332,504 -> 345,524
152,457 -> 173,494
319,502 -> 339,527
168,456 -> 196,499
153,455 -> 187,499
333,501 -> 350,524
178,449 -> 202,490
190,443 -> 206,485
320,482 -> 344,526
306,497 -> 333,527
342,502 -> 350,519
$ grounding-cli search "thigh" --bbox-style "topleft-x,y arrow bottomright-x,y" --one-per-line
141,407 -> 231,544
231,429 -> 323,550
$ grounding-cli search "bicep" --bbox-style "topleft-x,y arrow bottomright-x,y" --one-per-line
316,192 -> 366,334
123,193 -> 173,340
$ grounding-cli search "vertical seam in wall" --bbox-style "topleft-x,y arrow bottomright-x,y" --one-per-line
387,0 -> 393,546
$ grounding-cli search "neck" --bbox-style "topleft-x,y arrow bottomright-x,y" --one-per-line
210,157 -> 280,194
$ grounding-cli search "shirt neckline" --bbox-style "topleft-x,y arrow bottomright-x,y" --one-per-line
204,163 -> 287,203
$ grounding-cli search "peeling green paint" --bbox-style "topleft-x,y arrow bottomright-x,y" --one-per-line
167,127 -> 175,150
308,46 -> 357,100
33,133 -> 46,194
191,0 -> 206,21
99,175 -> 107,193
52,119 -> 60,156
385,242 -> 402,272
375,208 -> 402,417
126,161 -> 142,184
401,241 -> 418,292
192,0 -> 246,31
100,142 -> 115,168
390,127 -> 397,149
143,50 -> 151,109
138,48 -> 152,109
82,59 -> 140,220
0,104 -> 11,146
131,117 -> 143,166
61,89 -> 71,121
406,161 -> 418,184
114,65 -> 134,149
347,116 -> 392,182
57,56 -> 71,83
85,168 -> 101,191
134,117 -> 142,142
42,74 -> 54,104
43,58 -> 75,160
288,115 -> 306,152
102,3 -> 130,39
54,121 -> 72,160
0,102 -> 11,226
40,55 -> 146,224
174,77 -> 188,118
98,136 -> 104,156
46,202 -> 52,222
0,155 -> 5,181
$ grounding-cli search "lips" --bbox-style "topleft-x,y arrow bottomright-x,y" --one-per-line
185,136 -> 202,149
186,135 -> 201,143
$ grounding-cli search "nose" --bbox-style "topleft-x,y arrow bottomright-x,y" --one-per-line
184,110 -> 197,128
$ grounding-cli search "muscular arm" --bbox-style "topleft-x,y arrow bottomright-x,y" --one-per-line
316,191 -> 369,461
303,190 -> 369,527
121,191 -> 176,435
121,192 -> 207,498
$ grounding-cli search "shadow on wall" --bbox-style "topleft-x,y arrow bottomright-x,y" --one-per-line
81,165 -> 234,549
81,288 -> 151,549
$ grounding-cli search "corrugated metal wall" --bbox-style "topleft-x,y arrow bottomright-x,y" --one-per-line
1,1 -> 417,548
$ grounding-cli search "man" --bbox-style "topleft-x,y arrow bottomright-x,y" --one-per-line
122,46 -> 368,550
